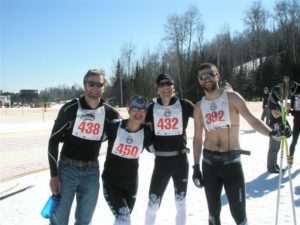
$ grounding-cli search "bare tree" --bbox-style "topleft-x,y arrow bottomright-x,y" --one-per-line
243,1 -> 270,90
274,0 -> 300,64
120,41 -> 136,106
163,5 -> 203,97
243,0 -> 269,59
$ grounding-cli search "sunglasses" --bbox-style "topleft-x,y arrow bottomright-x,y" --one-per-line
158,81 -> 174,87
198,72 -> 217,81
86,80 -> 104,88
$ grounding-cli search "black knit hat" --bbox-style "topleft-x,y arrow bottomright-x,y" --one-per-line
156,73 -> 174,85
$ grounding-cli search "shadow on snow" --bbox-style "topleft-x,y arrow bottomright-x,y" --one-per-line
221,169 -> 300,207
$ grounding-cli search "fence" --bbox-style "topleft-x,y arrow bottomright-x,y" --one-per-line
0,107 -> 61,182
0,105 -> 128,182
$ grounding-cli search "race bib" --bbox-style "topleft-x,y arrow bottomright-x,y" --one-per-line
72,102 -> 105,140
201,91 -> 231,131
153,100 -> 183,136
111,123 -> 144,159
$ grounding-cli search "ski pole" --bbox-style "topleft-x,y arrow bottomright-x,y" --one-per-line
275,77 -> 297,225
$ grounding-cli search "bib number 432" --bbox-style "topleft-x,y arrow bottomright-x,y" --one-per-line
157,117 -> 178,130
77,121 -> 100,135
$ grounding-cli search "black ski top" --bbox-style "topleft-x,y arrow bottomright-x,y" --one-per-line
48,96 -> 119,177
290,95 -> 300,118
262,92 -> 269,109
145,96 -> 194,152
268,99 -> 290,130
102,119 -> 153,185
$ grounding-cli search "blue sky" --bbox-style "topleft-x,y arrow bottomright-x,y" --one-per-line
1,0 -> 276,93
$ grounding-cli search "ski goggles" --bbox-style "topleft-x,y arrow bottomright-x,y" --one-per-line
128,96 -> 148,112
197,72 -> 217,81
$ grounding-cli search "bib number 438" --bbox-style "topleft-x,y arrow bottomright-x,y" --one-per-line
77,121 -> 100,135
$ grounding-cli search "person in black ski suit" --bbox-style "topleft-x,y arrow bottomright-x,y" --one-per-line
102,96 -> 153,225
288,81 -> 300,165
144,73 -> 194,225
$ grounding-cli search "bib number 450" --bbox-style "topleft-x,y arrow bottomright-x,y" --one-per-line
116,144 -> 138,156
157,117 -> 178,130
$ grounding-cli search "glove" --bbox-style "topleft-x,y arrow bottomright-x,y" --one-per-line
145,144 -> 155,153
192,164 -> 204,188
282,126 -> 292,138
269,125 -> 291,141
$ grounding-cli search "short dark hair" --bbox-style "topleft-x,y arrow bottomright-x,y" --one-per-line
83,69 -> 106,84
198,63 -> 218,73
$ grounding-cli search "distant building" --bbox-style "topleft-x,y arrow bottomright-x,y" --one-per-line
20,89 -> 39,106
0,95 -> 11,107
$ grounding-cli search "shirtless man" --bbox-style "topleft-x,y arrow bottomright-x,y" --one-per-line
192,63 -> 284,225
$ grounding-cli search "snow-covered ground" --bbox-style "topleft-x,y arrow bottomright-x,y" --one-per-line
0,109 -> 299,225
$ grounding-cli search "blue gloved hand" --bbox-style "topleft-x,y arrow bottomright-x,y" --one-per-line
192,164 -> 204,188
270,125 -> 291,141
281,125 -> 292,138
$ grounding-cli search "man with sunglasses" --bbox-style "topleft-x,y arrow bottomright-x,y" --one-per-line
144,73 -> 194,225
192,63 -> 282,225
47,69 -> 120,225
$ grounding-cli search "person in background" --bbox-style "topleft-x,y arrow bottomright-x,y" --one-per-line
144,73 -> 194,225
219,80 -> 233,92
192,63 -> 287,225
261,86 -> 270,125
102,96 -> 153,225
267,85 -> 291,173
47,69 -> 120,225
288,81 -> 300,165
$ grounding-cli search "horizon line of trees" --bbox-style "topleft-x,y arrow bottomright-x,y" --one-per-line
106,0 -> 300,105
2,0 -> 299,106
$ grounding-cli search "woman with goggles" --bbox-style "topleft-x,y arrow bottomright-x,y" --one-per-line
101,96 -> 153,225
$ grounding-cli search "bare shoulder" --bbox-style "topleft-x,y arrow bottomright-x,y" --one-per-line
195,100 -> 201,107
227,91 -> 244,99
194,100 -> 202,111
193,101 -> 203,118
227,91 -> 246,104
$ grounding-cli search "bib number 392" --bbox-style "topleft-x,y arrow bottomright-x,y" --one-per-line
77,121 -> 100,135
157,117 -> 178,130
205,110 -> 225,125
